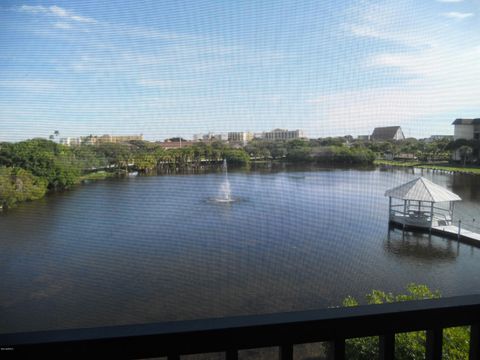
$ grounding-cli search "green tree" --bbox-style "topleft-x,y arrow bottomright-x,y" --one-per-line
94,143 -> 132,171
458,145 -> 473,166
0,139 -> 80,189
223,148 -> 250,165
0,167 -> 48,208
286,147 -> 312,162
343,284 -> 469,360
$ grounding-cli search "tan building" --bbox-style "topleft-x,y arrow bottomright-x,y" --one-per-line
262,129 -> 305,141
81,134 -> 144,145
228,132 -> 254,143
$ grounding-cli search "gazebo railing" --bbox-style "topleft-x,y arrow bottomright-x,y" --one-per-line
389,201 -> 455,227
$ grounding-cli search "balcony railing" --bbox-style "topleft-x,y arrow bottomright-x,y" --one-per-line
1,295 -> 479,359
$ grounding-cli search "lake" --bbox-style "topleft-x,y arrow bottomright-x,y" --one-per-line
1,165 -> 480,333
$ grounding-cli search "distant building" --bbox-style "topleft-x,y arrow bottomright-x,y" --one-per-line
80,134 -> 143,145
228,132 -> 254,144
371,126 -> 405,141
357,135 -> 371,141
452,118 -> 480,162
194,132 -> 228,142
452,118 -> 480,140
59,137 -> 81,146
262,129 -> 305,141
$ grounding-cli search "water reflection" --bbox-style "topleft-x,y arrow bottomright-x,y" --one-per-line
385,228 -> 457,262
2,166 -> 480,333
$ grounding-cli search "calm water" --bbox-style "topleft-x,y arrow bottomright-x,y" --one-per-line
1,166 -> 480,333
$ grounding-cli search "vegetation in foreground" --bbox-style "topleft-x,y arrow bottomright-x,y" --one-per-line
343,284 -> 469,360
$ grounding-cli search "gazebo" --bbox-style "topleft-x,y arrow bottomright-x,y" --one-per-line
385,177 -> 461,230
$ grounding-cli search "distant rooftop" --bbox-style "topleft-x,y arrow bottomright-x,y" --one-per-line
452,118 -> 480,125
371,126 -> 403,140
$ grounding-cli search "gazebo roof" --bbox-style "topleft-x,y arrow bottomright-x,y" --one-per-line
385,177 -> 461,203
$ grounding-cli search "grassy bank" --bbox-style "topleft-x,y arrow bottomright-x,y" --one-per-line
374,159 -> 480,174
374,160 -> 421,167
78,171 -> 116,183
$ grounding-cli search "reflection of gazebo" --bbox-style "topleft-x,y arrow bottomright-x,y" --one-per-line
385,177 -> 461,230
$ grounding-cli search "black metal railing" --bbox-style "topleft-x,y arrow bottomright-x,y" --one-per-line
1,295 -> 480,359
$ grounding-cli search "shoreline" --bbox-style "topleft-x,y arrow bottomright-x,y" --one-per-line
2,161 -> 478,212
374,160 -> 480,175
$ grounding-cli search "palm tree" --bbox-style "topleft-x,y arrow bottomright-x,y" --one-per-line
458,145 -> 473,166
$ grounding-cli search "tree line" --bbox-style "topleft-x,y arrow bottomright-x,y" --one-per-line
0,139 -> 250,208
1,135 -> 476,209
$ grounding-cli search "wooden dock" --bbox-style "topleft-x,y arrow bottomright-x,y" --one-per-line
390,220 -> 480,247
431,225 -> 480,245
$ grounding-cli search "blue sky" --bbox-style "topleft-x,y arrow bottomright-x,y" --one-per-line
0,0 -> 479,141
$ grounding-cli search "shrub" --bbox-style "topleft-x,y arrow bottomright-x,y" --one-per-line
343,284 -> 469,360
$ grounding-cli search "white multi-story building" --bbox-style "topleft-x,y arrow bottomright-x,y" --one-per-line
59,137 -> 81,146
194,132 -> 228,142
262,129 -> 305,141
451,118 -> 479,162
453,118 -> 480,141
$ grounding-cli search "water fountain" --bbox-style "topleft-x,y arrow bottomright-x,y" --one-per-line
214,159 -> 235,203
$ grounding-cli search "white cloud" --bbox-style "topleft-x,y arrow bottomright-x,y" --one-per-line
307,1 -> 480,136
19,5 -> 96,23
436,0 -> 464,3
18,5 -> 46,13
441,12 -> 474,20
344,1 -> 439,48
309,44 -> 480,135
53,22 -> 72,30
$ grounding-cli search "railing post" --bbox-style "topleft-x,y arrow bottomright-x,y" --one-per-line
471,324 -> 479,360
226,349 -> 238,360
279,344 -> 293,360
332,339 -> 345,360
379,333 -> 395,360
426,328 -> 443,360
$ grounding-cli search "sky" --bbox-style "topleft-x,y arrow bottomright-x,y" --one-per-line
0,0 -> 479,141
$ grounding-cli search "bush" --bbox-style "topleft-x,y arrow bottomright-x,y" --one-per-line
313,146 -> 375,164
343,284 -> 469,360
223,149 -> 250,165
0,139 -> 81,189
0,167 -> 48,208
